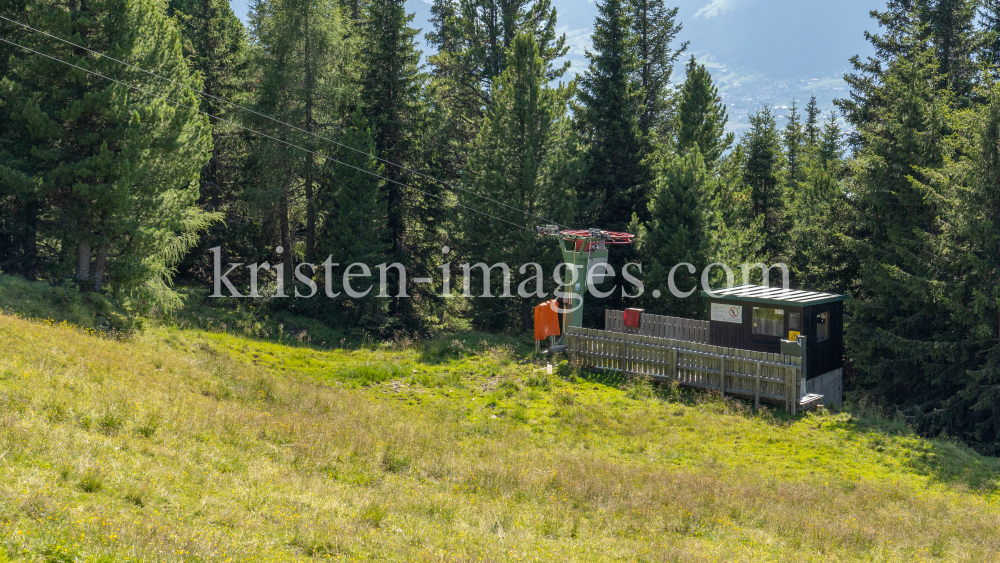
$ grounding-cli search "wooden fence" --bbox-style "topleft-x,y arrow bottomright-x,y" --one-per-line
566,326 -> 805,414
604,310 -> 710,344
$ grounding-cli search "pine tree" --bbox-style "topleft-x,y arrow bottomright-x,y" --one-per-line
844,31 -> 956,406
426,0 -> 569,107
674,56 -> 732,170
740,105 -> 786,260
628,0 -> 686,139
937,83 -> 1000,452
783,100 -> 805,188
805,95 -> 820,148
425,0 -> 570,189
315,109 -> 390,329
640,146 -> 709,318
168,0 -> 251,280
358,0 -> 435,322
575,0 -> 647,232
458,32 -> 579,333
248,0 -> 354,275
0,0 -> 214,300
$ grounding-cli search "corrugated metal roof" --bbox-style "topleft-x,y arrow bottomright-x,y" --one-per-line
699,285 -> 849,306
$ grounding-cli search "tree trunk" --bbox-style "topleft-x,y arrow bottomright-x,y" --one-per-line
93,243 -> 109,292
303,13 -> 316,263
75,240 -> 91,283
280,184 -> 292,287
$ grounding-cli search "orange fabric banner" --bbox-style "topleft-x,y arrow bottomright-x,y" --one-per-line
534,300 -> 561,341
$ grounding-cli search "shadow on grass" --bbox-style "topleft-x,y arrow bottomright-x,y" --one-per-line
823,400 -> 1000,491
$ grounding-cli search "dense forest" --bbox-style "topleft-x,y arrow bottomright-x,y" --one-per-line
0,0 -> 999,453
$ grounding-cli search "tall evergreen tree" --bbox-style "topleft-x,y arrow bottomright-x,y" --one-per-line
575,0 -> 647,231
168,0 -> 251,280
937,83 -> 1000,452
0,0 -> 214,300
315,109 -> 390,329
674,56 -> 732,170
358,0 -> 436,322
805,95 -> 820,149
426,0 -> 568,107
740,105 -> 786,260
425,0 -> 569,187
640,146 -> 709,318
628,0 -> 686,139
458,32 -> 579,333
844,32 -> 955,407
783,100 -> 805,187
248,0 -> 354,275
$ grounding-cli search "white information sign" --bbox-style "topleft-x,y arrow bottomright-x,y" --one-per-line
711,303 -> 743,324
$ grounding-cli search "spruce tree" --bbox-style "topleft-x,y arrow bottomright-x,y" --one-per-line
0,0 -> 213,300
640,146 -> 709,318
575,0 -> 647,232
426,0 -> 569,106
458,33 -> 579,333
740,105 -> 786,260
782,100 -> 805,188
248,0 -> 354,274
425,0 -> 570,187
168,0 -> 250,279
629,0 -> 686,139
844,32 -> 956,406
938,83 -> 1000,452
315,109 -> 390,329
805,95 -> 820,148
674,56 -> 732,170
358,0 -> 440,323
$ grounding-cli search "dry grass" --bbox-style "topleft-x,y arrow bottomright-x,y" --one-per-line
0,313 -> 998,562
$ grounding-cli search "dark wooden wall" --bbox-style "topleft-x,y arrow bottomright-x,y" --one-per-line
708,298 -> 844,377
802,301 -> 844,378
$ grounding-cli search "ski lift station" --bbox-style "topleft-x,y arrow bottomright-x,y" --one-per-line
534,226 -> 847,412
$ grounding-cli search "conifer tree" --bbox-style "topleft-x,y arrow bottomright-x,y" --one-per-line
425,0 -> 570,186
938,83 -> 1000,452
783,100 -> 805,187
249,0 -> 354,275
844,32 -> 956,404
358,0 -> 431,320
168,0 -> 250,280
168,0 -> 250,213
426,0 -> 569,107
640,146 -> 709,318
805,95 -> 820,148
0,0 -> 213,300
674,56 -> 732,170
740,105 -> 786,260
458,33 -> 579,333
629,0 -> 686,139
315,109 -> 390,328
575,0 -> 647,231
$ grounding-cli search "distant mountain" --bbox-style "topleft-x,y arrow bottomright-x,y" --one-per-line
229,0 -> 881,132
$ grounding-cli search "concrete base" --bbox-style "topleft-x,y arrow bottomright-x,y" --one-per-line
804,368 -> 842,407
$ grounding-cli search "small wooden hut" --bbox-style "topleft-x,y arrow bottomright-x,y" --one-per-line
700,285 -> 848,405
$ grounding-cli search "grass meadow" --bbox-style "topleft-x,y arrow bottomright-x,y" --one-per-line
0,288 -> 998,561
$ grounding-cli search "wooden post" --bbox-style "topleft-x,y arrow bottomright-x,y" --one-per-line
789,366 -> 797,415
720,355 -> 726,398
754,361 -> 761,409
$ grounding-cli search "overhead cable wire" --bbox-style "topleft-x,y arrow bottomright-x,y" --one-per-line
0,34 -> 531,232
0,14 -> 572,230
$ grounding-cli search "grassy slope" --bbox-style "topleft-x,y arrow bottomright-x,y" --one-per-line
1,313 -> 999,562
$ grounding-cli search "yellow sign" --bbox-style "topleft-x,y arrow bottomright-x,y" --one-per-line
788,330 -> 801,341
